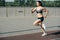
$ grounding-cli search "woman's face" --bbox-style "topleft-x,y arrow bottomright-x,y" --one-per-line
36,2 -> 40,6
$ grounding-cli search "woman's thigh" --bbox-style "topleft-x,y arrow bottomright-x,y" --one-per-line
33,19 -> 41,26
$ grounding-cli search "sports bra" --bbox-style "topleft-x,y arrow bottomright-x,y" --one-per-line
35,8 -> 43,14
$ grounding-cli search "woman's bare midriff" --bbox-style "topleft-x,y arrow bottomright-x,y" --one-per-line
37,13 -> 43,18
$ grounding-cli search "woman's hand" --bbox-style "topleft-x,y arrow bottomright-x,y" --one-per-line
31,7 -> 36,13
31,8 -> 34,10
31,8 -> 34,13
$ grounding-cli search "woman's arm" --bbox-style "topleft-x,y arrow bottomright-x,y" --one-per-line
43,8 -> 48,18
31,8 -> 36,13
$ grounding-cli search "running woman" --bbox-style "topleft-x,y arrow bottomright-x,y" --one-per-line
31,1 -> 48,36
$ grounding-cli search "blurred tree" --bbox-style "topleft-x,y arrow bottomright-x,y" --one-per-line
14,0 -> 25,7
14,0 -> 19,6
26,0 -> 36,7
0,0 -> 60,7
0,0 -> 5,6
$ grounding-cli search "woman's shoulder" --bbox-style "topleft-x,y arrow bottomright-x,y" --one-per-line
41,7 -> 46,10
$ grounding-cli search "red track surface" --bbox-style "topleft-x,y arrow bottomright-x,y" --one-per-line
0,30 -> 60,40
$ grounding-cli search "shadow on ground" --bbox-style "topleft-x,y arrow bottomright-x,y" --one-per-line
47,31 -> 60,36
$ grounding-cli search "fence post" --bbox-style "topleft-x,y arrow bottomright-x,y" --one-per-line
6,7 -> 8,17
24,7 -> 25,16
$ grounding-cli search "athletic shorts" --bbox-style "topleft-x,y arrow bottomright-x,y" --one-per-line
38,17 -> 44,22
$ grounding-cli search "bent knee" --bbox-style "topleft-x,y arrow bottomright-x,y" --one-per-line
33,23 -> 36,26
33,23 -> 39,26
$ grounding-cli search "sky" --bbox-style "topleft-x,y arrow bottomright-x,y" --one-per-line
5,0 -> 60,2
5,0 -> 14,2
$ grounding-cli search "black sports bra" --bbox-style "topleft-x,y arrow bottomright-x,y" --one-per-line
36,8 -> 43,14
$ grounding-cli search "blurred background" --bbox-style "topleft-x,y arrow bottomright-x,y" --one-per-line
0,0 -> 60,7
0,0 -> 60,17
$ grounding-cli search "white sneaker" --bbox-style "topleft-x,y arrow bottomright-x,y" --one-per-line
42,33 -> 47,36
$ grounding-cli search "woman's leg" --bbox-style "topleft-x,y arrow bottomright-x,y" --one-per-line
33,20 -> 40,26
39,23 -> 46,30
40,22 -> 47,36
33,19 -> 47,36
33,20 -> 46,32
40,22 -> 46,33
42,23 -> 46,30
33,20 -> 46,33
